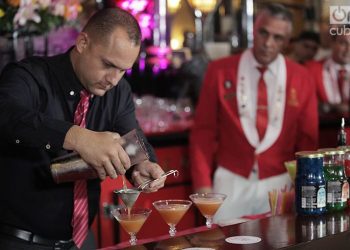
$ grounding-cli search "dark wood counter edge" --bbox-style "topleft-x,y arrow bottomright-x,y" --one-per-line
99,211 -> 350,250
98,224 -> 219,250
283,230 -> 350,250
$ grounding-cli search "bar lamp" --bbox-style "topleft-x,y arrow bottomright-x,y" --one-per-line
187,0 -> 219,52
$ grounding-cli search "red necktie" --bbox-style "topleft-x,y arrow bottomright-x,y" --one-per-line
256,67 -> 268,141
338,68 -> 346,102
72,90 -> 90,248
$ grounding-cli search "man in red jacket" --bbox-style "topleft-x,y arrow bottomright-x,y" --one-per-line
190,3 -> 318,222
305,27 -> 350,117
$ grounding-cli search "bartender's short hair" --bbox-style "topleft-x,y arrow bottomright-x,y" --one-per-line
82,7 -> 142,46
258,3 -> 293,24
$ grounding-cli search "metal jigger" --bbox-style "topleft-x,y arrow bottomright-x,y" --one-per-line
114,188 -> 140,208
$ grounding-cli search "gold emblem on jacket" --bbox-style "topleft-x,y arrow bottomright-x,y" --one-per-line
287,88 -> 299,107
224,80 -> 236,100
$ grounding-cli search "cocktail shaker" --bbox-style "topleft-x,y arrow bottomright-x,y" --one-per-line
50,129 -> 149,183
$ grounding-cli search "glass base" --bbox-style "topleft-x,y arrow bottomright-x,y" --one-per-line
129,233 -> 137,245
206,217 -> 213,228
169,225 -> 177,237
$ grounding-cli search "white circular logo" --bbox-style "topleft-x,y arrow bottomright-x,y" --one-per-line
332,7 -> 347,22
225,236 -> 262,244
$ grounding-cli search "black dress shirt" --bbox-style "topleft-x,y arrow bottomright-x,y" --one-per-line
0,50 -> 156,240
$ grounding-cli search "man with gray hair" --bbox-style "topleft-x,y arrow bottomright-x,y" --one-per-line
190,3 -> 318,221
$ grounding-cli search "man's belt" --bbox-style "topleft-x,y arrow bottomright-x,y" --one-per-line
0,224 -> 75,250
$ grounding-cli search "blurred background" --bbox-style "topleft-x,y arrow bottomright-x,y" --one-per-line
1,0 -> 349,248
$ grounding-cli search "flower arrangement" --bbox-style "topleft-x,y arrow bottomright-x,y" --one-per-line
0,0 -> 82,36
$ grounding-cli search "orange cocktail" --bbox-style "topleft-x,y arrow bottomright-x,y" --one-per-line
153,200 -> 192,237
190,193 -> 226,228
194,198 -> 223,217
112,207 -> 151,245
157,203 -> 190,225
118,214 -> 148,234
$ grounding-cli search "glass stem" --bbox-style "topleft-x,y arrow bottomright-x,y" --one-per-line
129,233 -> 137,245
206,217 -> 213,228
169,225 -> 177,237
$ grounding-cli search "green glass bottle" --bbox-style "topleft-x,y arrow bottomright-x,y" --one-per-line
319,149 -> 348,212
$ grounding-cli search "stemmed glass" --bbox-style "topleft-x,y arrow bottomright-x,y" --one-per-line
153,199 -> 192,237
111,206 -> 152,246
190,193 -> 226,228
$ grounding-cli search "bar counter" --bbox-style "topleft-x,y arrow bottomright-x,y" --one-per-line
99,210 -> 350,250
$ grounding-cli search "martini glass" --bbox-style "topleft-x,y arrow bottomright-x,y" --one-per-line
111,207 -> 152,246
189,193 -> 226,228
153,199 -> 192,237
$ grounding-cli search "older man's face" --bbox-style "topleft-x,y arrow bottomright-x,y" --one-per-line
332,34 -> 350,65
253,12 -> 292,65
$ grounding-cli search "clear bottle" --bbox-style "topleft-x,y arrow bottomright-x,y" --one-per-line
319,148 -> 348,212
341,146 -> 350,207
337,118 -> 347,148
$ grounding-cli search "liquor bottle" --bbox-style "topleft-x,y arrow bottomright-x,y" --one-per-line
337,118 -> 347,148
295,151 -> 326,215
319,148 -> 348,212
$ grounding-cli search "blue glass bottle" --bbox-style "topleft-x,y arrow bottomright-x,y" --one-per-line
295,151 -> 326,215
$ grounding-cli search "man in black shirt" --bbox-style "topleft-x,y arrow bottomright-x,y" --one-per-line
0,8 -> 165,250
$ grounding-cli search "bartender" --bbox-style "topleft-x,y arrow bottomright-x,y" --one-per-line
0,7 -> 165,250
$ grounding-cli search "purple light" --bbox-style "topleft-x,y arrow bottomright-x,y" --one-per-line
139,57 -> 146,71
158,58 -> 169,69
126,68 -> 132,76
152,64 -> 160,74
139,14 -> 151,27
138,13 -> 152,39
146,46 -> 171,56
116,0 -> 153,40
128,0 -> 148,12
116,0 -> 171,71
120,1 -> 129,9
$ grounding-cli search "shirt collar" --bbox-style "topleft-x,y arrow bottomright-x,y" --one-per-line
50,47 -> 84,99
329,58 -> 350,72
248,49 -> 279,77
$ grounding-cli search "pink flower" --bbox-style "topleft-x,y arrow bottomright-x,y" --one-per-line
14,0 -> 41,27
37,0 -> 52,9
51,2 -> 65,16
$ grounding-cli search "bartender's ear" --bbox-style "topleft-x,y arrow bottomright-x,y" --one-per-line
76,32 -> 89,53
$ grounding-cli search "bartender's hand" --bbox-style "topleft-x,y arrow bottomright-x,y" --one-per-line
63,125 -> 131,180
132,160 -> 165,193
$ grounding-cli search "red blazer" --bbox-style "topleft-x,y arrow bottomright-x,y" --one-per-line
305,60 -> 328,102
190,53 -> 319,190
